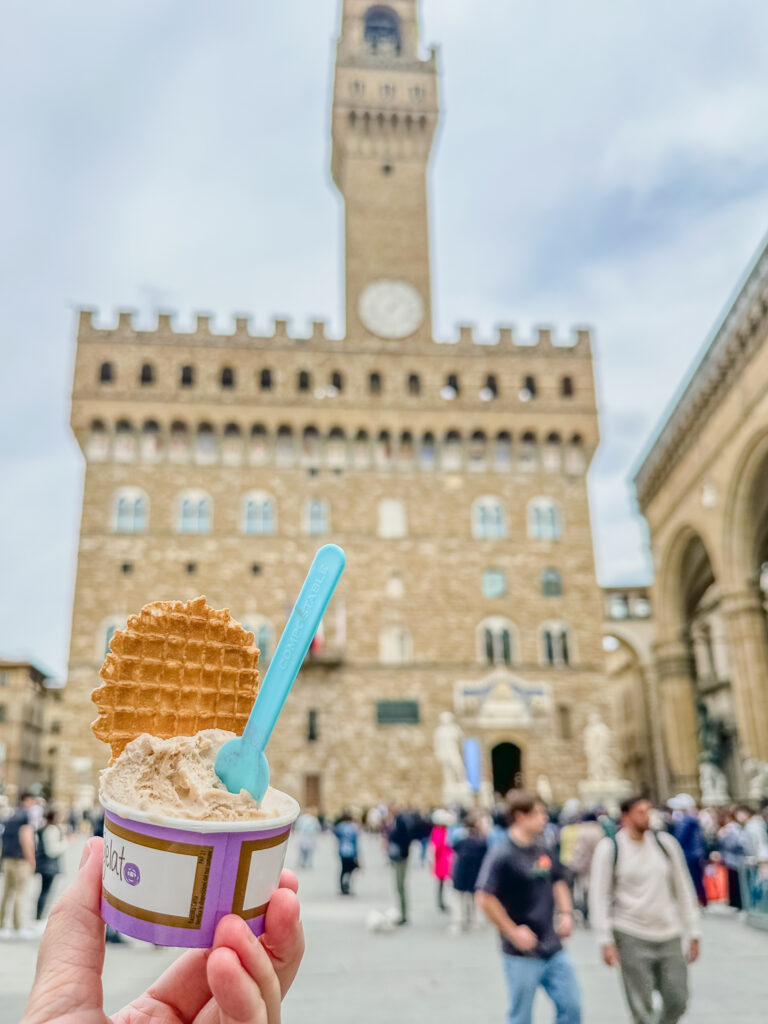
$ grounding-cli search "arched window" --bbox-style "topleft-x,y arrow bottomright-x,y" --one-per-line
327,427 -> 347,469
523,375 -> 537,397
408,373 -> 421,396
369,372 -> 382,395
140,419 -> 162,462
379,626 -> 412,665
169,421 -> 190,463
520,431 -> 537,470
541,568 -> 563,597
445,373 -> 460,396
180,365 -> 194,387
478,617 -> 516,666
250,424 -> 268,466
397,431 -> 414,466
99,361 -> 114,384
86,419 -> 109,461
302,426 -> 321,466
178,490 -> 212,534
561,376 -> 574,398
222,423 -> 243,466
528,497 -> 561,540
469,430 -> 487,470
472,496 -> 506,539
330,371 -> 344,393
484,375 -> 499,398
543,432 -> 562,472
541,624 -> 571,666
420,432 -> 436,469
276,425 -> 294,467
375,430 -> 391,468
139,363 -> 155,386
442,430 -> 462,470
113,487 -> 148,533
378,499 -> 407,538
242,617 -> 274,666
305,499 -> 329,536
100,616 -> 128,658
242,491 -> 276,535
114,420 -> 136,462
195,423 -> 216,464
221,367 -> 235,389
494,431 -> 512,471
298,370 -> 311,392
565,434 -> 586,475
353,429 -> 370,468
260,368 -> 273,391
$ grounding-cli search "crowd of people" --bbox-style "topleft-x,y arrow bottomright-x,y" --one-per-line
295,791 -> 768,1024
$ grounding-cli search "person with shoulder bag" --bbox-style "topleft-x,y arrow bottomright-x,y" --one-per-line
35,809 -> 68,920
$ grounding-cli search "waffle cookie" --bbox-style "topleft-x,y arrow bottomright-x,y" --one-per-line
91,596 -> 260,761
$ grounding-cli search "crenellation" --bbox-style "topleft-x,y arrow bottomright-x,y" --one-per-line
156,312 -> 174,333
497,326 -> 514,346
233,315 -> 252,337
457,324 -> 475,348
273,317 -> 290,340
117,310 -> 137,332
195,314 -> 213,335
572,327 -> 592,353
536,326 -> 554,350
309,320 -> 328,342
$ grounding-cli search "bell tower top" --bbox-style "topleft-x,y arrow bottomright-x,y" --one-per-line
332,1 -> 440,343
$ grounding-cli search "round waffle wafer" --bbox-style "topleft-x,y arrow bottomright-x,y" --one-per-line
91,596 -> 261,761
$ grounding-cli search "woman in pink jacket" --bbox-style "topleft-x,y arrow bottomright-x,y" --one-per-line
429,809 -> 454,912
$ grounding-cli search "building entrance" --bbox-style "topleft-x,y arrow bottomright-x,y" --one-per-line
491,742 -> 523,796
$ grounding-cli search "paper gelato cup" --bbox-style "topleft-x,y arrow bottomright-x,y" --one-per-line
99,791 -> 299,947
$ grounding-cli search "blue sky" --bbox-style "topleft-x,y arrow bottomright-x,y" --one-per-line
3,0 -> 768,679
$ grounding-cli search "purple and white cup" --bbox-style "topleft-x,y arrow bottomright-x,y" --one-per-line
99,791 -> 300,947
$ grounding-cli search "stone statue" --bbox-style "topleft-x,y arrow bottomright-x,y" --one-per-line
696,702 -> 725,767
536,774 -> 553,806
583,713 -> 617,782
433,711 -> 468,802
743,758 -> 768,801
699,761 -> 729,805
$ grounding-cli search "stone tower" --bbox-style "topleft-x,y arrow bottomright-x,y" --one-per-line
59,1 -> 609,814
332,0 -> 438,341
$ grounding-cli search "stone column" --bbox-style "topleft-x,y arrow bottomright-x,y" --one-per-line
720,588 -> 768,762
639,660 -> 671,801
653,639 -> 699,795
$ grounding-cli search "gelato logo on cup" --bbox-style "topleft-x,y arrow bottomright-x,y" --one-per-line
103,836 -> 130,884
124,862 -> 141,886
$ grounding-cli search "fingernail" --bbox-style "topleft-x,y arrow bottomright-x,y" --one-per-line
79,841 -> 93,869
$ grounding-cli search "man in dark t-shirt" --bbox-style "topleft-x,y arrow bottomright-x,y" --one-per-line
476,791 -> 581,1024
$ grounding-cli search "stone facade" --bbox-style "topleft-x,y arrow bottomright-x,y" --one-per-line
0,660 -> 58,805
635,235 -> 768,800
59,0 -> 609,813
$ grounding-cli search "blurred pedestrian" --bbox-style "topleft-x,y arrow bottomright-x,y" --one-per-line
333,811 -> 360,895
668,793 -> 708,906
450,812 -> 487,931
386,805 -> 412,925
429,809 -> 453,912
0,792 -> 36,936
568,812 -> 604,924
35,809 -> 67,920
716,808 -> 746,910
294,807 -> 320,870
590,794 -> 700,1024
476,790 -> 581,1024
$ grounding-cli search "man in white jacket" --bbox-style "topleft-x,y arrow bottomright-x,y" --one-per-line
589,795 -> 700,1024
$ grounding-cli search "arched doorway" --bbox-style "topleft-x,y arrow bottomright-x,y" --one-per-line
491,742 -> 522,796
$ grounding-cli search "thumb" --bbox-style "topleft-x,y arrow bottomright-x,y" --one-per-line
23,838 -> 106,1024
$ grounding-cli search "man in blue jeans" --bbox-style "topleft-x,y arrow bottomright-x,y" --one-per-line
476,790 -> 581,1023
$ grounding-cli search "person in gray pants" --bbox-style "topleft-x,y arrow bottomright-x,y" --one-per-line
589,795 -> 701,1023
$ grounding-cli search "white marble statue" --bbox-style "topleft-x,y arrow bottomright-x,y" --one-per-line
433,711 -> 468,801
583,712 -> 617,782
536,775 -> 553,806
743,758 -> 768,801
699,761 -> 729,805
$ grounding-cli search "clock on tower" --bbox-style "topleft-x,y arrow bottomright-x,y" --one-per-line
331,1 -> 439,341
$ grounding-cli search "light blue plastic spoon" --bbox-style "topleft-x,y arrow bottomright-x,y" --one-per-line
215,544 -> 346,801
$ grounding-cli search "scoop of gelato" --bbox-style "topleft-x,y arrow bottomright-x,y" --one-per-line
100,729 -> 289,822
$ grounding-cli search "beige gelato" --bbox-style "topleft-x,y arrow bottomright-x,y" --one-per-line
100,729 -> 290,822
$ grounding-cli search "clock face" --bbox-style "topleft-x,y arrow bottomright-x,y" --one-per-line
358,279 -> 425,339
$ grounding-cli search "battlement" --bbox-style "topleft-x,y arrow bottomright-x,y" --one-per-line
77,309 -> 592,356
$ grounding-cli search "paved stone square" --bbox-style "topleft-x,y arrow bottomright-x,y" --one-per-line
2,832 -> 767,1023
